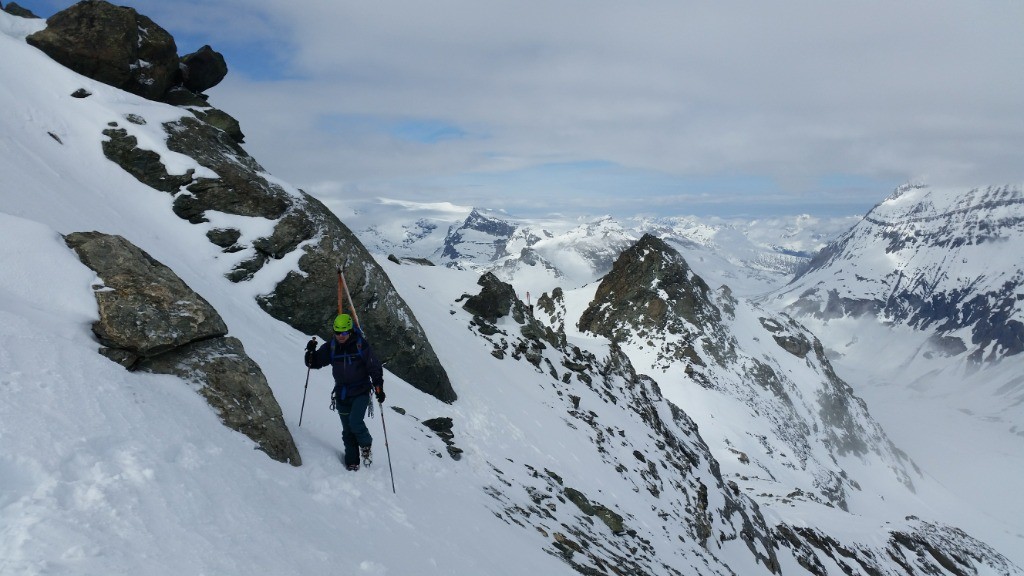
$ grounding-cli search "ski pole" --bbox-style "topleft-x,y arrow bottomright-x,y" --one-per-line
299,337 -> 316,426
379,400 -> 396,493
298,365 -> 312,427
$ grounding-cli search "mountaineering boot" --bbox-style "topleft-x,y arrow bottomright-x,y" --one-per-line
346,463 -> 360,472
361,445 -> 373,467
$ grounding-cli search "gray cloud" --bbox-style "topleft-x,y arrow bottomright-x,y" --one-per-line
21,0 -> 1024,216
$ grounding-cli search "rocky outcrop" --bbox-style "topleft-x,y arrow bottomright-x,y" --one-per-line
64,232 -> 227,361
3,1 -> 37,18
776,519 -> 1021,576
462,272 -> 521,323
262,230 -> 457,403
25,0 -> 241,142
562,487 -> 625,534
421,417 -> 463,460
460,272 -> 561,360
64,231 -> 301,466
102,123 -> 195,193
33,1 -> 453,403
97,108 -> 455,403
180,45 -> 227,94
26,0 -> 180,101
163,115 -> 453,402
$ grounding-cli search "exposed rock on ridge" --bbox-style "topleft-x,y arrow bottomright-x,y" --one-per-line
98,112 -> 455,402
459,269 -> 1016,574
26,0 -> 240,141
457,273 -> 782,574
2,1 -> 37,18
65,231 -> 301,466
579,234 -> 917,510
165,116 -> 455,402
27,0 -> 181,101
439,208 -> 518,266
579,233 -> 722,365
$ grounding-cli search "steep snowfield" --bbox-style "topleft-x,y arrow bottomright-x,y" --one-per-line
0,14 -> 575,574
0,214 -> 586,575
783,313 -> 1024,558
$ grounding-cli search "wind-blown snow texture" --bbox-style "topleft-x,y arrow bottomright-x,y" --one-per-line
3,9 -> 1023,575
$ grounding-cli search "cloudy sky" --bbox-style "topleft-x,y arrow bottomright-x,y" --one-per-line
16,0 -> 1024,218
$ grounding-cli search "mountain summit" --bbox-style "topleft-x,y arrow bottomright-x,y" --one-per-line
779,183 -> 1024,364
577,234 -> 917,511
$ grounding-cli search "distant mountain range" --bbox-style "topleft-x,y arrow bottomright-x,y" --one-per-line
773,183 -> 1024,364
348,183 -> 1024,374
347,200 -> 860,298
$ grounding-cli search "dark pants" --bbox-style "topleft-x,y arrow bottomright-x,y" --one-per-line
337,392 -> 372,466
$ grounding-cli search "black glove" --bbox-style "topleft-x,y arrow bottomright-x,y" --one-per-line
304,338 -> 316,367
375,387 -> 386,404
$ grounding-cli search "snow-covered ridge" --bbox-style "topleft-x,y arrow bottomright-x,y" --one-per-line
870,182 -> 1024,222
778,184 -> 1024,361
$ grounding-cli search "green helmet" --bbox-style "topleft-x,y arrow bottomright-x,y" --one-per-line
333,314 -> 354,333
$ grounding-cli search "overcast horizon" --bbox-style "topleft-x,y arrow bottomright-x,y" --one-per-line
14,0 -> 1024,219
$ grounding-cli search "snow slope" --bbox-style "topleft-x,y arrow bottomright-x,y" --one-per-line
1,13 -> 767,574
0,14 -> 574,574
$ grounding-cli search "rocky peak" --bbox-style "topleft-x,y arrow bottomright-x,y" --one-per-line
578,233 -> 720,346
578,233 -> 920,512
2,1 -> 38,18
463,208 -> 517,237
439,208 -> 518,264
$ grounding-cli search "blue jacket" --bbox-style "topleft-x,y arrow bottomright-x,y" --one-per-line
308,330 -> 383,400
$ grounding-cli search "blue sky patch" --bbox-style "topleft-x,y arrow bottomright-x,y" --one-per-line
389,119 -> 467,144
